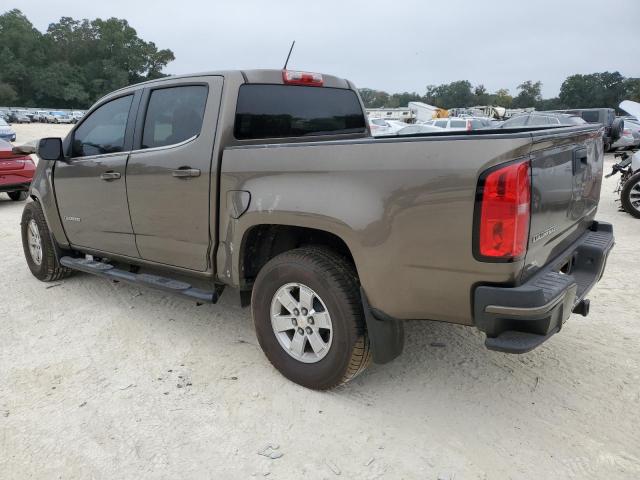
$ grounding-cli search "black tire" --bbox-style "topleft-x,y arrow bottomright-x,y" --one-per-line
252,247 -> 371,390
21,201 -> 73,281
621,171 -> 640,219
8,191 -> 26,201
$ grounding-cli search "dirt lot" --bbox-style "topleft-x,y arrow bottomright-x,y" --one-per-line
1,123 -> 639,479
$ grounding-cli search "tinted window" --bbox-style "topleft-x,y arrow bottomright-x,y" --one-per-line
449,120 -> 467,128
234,85 -> 366,140
503,116 -> 528,127
581,111 -> 600,123
72,95 -> 133,157
566,116 -> 587,125
527,115 -> 550,126
434,120 -> 448,128
142,85 -> 208,149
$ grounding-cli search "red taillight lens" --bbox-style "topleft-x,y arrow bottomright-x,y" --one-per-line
477,160 -> 531,259
282,70 -> 323,86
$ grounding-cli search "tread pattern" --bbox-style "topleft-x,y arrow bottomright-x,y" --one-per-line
271,246 -> 372,387
22,201 -> 73,282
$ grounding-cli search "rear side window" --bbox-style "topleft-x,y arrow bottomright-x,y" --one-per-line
234,85 -> 366,140
434,120 -> 448,128
142,85 -> 208,149
72,95 -> 133,158
449,120 -> 467,128
581,111 -> 600,123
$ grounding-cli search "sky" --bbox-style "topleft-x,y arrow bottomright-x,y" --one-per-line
12,0 -> 640,98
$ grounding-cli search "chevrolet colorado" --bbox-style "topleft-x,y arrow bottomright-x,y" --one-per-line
19,69 -> 614,389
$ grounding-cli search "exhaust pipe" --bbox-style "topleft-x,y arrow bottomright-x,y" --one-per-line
572,299 -> 590,317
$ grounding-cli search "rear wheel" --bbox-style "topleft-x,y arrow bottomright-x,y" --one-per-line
252,247 -> 371,390
21,201 -> 73,281
8,191 -> 26,201
621,171 -> 640,219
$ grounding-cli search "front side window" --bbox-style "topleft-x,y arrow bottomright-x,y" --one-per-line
234,84 -> 366,140
72,95 -> 133,157
142,85 -> 208,149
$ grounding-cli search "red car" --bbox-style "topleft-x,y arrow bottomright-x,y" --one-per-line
0,139 -> 35,201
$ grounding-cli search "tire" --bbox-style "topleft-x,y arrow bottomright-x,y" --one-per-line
21,201 -> 73,281
252,247 -> 371,390
8,191 -> 26,201
621,171 -> 640,219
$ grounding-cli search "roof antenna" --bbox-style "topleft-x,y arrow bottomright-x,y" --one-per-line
283,40 -> 296,70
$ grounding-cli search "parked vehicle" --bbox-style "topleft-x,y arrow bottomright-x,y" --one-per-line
369,118 -> 407,136
606,149 -> 640,218
32,111 -> 50,123
548,108 -> 623,151
0,118 -> 17,142
618,117 -> 640,149
21,69 -> 614,389
70,111 -> 85,123
501,112 -> 586,128
50,112 -> 74,124
612,128 -> 637,150
41,112 -> 57,123
9,111 -> 31,124
426,117 -> 490,131
395,124 -> 443,135
0,139 -> 35,201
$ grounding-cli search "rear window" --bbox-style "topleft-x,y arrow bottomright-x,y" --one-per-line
234,84 -> 366,140
581,111 -> 601,123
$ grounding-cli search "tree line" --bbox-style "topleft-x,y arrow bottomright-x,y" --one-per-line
360,73 -> 640,111
2,9 -> 639,112
0,9 -> 174,108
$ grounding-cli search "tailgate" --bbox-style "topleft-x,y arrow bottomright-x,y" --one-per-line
522,126 -> 604,281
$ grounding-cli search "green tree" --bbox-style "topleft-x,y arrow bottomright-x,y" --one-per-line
425,80 -> 474,108
0,9 -> 175,108
625,78 -> 640,103
559,72 -> 626,109
512,80 -> 542,108
493,88 -> 513,108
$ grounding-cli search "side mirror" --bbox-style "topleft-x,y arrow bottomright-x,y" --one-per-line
38,137 -> 64,161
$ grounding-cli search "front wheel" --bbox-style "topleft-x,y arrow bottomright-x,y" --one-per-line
21,201 -> 73,281
252,247 -> 371,390
621,171 -> 640,219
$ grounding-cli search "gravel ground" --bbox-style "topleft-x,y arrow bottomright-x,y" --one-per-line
1,123 -> 639,479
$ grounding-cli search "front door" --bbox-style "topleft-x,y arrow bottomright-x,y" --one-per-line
55,93 -> 140,257
126,77 -> 223,271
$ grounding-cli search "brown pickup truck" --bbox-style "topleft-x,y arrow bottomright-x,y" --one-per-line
19,69 -> 614,389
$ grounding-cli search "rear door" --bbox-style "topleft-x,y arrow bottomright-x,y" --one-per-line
54,93 -> 140,257
523,127 -> 603,279
126,76 -> 223,271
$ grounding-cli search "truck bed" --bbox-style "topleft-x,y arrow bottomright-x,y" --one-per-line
220,124 -> 604,325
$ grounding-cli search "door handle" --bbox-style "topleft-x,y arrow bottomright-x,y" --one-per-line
172,168 -> 201,178
100,171 -> 121,181
572,147 -> 588,175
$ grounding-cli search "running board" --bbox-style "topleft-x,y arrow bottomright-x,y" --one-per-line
60,256 -> 220,303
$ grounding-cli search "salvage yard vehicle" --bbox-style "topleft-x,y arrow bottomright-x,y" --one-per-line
607,149 -> 640,218
0,139 -> 35,201
19,69 -> 615,389
0,118 -> 16,142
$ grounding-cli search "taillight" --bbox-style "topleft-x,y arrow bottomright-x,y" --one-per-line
475,159 -> 531,260
467,121 -> 472,131
282,70 -> 323,87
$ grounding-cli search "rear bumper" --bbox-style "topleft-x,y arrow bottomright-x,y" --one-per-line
474,221 -> 614,353
0,181 -> 31,193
